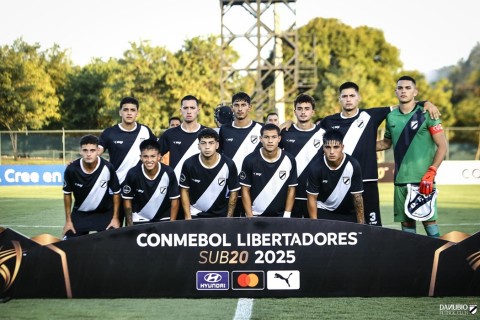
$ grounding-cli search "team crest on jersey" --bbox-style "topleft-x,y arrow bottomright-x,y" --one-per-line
279,170 -> 287,180
356,119 -> 365,128
123,185 -> 131,194
239,171 -> 246,180
218,178 -> 226,186
160,187 -> 167,194
100,180 -> 107,188
250,135 -> 258,144
313,139 -> 321,148
180,173 -> 186,183
410,120 -> 418,130
342,177 -> 351,185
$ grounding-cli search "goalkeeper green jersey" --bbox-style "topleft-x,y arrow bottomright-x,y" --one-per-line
384,104 -> 442,185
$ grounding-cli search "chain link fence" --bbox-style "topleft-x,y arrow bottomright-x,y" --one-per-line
0,127 -> 479,165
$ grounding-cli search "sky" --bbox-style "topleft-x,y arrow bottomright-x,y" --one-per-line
1,0 -> 479,74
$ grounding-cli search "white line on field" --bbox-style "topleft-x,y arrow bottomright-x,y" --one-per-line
1,225 -> 63,228
233,298 -> 254,320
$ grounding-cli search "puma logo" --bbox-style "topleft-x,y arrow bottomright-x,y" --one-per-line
274,272 -> 292,287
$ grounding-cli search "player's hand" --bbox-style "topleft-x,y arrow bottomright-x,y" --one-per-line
62,222 -> 76,239
106,217 -> 121,230
419,166 -> 437,195
279,120 -> 294,131
423,101 -> 441,120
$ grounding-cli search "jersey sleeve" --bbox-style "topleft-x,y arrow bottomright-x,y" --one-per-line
121,169 -> 135,199
158,130 -> 170,156
63,166 -> 73,194
350,159 -> 364,194
287,155 -> 298,187
239,155 -> 253,187
108,163 -> 121,194
167,167 -> 181,199
179,160 -> 191,189
98,129 -> 109,151
306,163 -> 321,195
227,159 -> 241,192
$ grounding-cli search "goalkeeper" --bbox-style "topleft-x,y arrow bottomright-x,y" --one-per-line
376,76 -> 447,237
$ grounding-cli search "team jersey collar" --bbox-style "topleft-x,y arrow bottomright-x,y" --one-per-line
80,156 -> 101,174
118,122 -> 138,132
340,108 -> 360,119
323,153 -> 347,170
233,120 -> 253,129
198,153 -> 221,169
293,123 -> 316,132
142,162 -> 161,180
180,122 -> 201,133
260,148 -> 282,163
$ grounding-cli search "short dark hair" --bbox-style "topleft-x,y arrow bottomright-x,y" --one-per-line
181,95 -> 199,106
232,92 -> 251,105
338,82 -> 359,93
261,123 -> 280,136
323,129 -> 344,144
169,116 -> 181,124
119,97 -> 139,110
139,139 -> 160,152
266,112 -> 278,118
79,134 -> 99,147
197,128 -> 219,142
397,75 -> 416,86
214,105 -> 234,125
294,94 -> 316,109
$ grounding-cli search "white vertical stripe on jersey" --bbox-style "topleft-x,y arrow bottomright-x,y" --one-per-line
190,163 -> 229,215
116,126 -> 150,184
136,171 -> 170,221
252,155 -> 293,215
342,111 -> 371,155
316,161 -> 354,211
173,138 -> 200,181
78,166 -> 111,212
232,123 -> 263,173
295,128 -> 325,177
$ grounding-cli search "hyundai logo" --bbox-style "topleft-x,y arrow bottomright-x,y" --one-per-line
204,273 -> 223,283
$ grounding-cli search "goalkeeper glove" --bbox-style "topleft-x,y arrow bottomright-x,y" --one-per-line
419,166 -> 437,195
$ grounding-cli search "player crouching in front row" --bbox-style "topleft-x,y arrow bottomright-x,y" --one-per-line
306,130 -> 365,224
62,135 -> 121,239
122,139 -> 180,225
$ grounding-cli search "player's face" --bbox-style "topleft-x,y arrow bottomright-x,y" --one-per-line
260,129 -> 281,152
80,144 -> 99,164
395,80 -> 418,104
140,148 -> 161,171
294,102 -> 314,123
198,137 -> 219,158
232,100 -> 251,121
266,115 -> 279,125
323,140 -> 344,164
119,103 -> 139,125
169,119 -> 181,128
181,100 -> 200,123
339,88 -> 360,112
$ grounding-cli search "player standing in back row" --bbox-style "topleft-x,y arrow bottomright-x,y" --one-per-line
320,82 -> 440,226
219,92 -> 263,216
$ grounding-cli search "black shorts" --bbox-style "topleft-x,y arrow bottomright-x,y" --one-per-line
362,181 -> 382,226
71,210 -> 113,235
316,210 -> 357,223
292,199 -> 308,218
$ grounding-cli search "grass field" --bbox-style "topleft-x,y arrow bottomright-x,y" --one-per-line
1,184 -> 479,319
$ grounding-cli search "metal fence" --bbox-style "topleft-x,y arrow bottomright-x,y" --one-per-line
0,127 -> 479,165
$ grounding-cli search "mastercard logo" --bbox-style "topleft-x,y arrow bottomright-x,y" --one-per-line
232,271 -> 264,290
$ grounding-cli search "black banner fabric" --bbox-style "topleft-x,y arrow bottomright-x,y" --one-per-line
1,219 -> 479,298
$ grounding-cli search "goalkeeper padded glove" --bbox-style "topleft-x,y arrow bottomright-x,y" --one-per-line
419,166 -> 437,195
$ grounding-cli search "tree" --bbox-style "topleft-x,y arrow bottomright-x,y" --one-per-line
0,39 -> 60,159
285,18 -> 403,119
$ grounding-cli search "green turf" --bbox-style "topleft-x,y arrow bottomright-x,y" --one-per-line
1,184 -> 479,319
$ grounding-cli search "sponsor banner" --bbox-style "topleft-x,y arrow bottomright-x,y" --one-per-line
378,161 -> 480,185
1,219 -> 479,298
0,165 -> 65,186
436,161 -> 480,185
